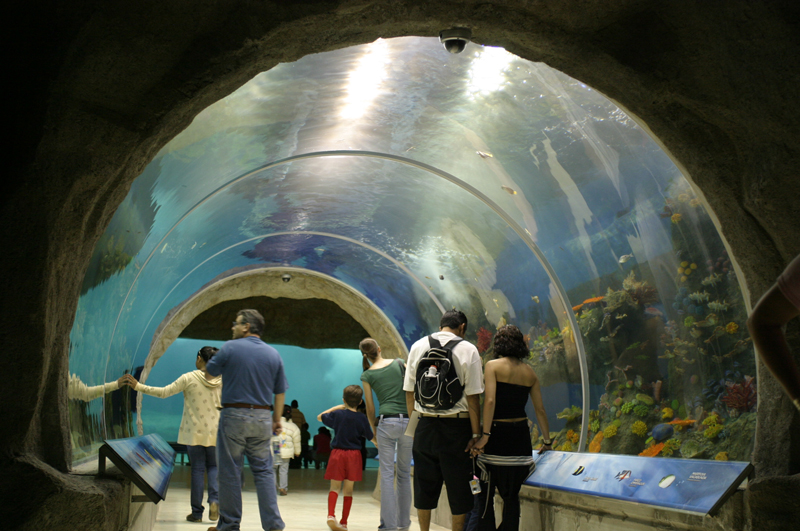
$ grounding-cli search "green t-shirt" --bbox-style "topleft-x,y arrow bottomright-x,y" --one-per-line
361,358 -> 407,416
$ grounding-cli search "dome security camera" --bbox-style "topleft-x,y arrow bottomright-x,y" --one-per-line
439,27 -> 472,54
281,274 -> 292,283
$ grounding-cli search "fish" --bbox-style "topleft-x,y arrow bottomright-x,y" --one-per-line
531,296 -> 540,303
425,276 -> 431,279
405,146 -> 416,152
583,296 -> 605,305
191,242 -> 197,249
161,243 -> 168,253
501,185 -> 517,195
615,208 -> 630,218
572,304 -> 584,312
477,151 -> 494,159
707,300 -> 730,312
619,254 -> 634,264
644,307 -> 663,317
701,273 -> 722,286
493,298 -> 499,308
688,291 -> 710,303
439,275 -> 444,280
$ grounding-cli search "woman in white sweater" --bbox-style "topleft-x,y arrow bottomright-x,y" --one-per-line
123,346 -> 222,523
272,404 -> 301,495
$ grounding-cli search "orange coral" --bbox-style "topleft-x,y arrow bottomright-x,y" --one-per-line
639,442 -> 665,457
566,429 -> 579,444
588,432 -> 604,453
582,296 -> 605,305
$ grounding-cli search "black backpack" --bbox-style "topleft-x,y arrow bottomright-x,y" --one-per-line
414,335 -> 464,410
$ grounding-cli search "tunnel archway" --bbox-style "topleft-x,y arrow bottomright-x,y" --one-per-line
6,3 -> 800,529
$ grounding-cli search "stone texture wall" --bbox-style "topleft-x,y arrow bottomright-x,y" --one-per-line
3,1 -> 799,528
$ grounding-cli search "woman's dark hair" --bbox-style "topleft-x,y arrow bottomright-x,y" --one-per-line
493,325 -> 529,360
360,338 -> 380,372
283,404 -> 292,421
197,346 -> 219,363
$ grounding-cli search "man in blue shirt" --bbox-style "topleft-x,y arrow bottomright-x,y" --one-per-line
206,309 -> 288,531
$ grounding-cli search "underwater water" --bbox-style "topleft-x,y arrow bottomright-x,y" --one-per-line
68,37 -> 756,464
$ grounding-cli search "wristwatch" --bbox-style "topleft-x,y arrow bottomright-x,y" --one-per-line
543,439 -> 552,446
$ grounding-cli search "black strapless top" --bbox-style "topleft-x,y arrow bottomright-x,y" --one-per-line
493,381 -> 531,419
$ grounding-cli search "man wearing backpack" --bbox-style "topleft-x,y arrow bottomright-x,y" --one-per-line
403,310 -> 484,531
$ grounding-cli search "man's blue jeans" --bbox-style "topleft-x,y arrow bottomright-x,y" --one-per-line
377,416 -> 413,531
186,445 -> 218,519
217,408 -> 284,531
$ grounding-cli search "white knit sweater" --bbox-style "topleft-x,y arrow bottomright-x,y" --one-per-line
135,370 -> 222,446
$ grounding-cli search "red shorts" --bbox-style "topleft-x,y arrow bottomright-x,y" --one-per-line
324,449 -> 363,482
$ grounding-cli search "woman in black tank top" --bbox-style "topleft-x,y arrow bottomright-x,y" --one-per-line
470,325 -> 552,531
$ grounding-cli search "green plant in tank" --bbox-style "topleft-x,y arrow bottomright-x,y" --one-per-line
661,438 -> 682,457
621,402 -> 635,414
632,421 -> 648,437
558,440 -> 573,452
556,405 -> 582,421
603,424 -> 618,438
590,419 -> 600,433
634,404 -> 650,417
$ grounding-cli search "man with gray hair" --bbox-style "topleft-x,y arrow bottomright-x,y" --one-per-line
206,309 -> 288,531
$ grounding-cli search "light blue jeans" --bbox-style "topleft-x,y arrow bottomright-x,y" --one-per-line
273,455 -> 289,490
217,408 -> 284,531
377,416 -> 413,531
187,445 -> 218,519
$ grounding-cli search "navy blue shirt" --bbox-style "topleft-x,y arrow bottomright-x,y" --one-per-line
321,409 -> 373,450
206,336 -> 288,405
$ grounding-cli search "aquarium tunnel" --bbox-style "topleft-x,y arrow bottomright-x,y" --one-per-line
68,37 -> 757,465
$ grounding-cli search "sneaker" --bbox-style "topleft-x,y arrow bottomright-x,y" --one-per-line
209,502 -> 219,521
186,514 -> 202,522
327,516 -> 345,531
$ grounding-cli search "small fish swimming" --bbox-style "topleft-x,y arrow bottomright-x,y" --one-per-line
531,296 -> 540,303
501,185 -> 518,195
702,273 -> 722,286
191,242 -> 197,249
707,300 -> 729,312
619,254 -> 634,264
161,243 -> 168,253
477,151 -> 494,159
644,307 -> 663,317
688,291 -> 710,303
439,275 -> 444,280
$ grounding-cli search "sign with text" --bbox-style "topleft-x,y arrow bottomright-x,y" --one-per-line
100,433 -> 176,503
525,451 -> 751,515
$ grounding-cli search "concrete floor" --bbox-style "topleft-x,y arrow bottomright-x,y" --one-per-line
154,464 -> 447,531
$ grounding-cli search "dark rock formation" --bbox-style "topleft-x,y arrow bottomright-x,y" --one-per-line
180,296 -> 369,348
3,1 -> 799,528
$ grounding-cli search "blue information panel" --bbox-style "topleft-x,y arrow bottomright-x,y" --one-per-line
525,451 -> 751,515
101,434 -> 176,502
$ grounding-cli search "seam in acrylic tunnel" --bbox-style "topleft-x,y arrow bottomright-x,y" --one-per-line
129,230 -> 447,362
103,150 -> 590,450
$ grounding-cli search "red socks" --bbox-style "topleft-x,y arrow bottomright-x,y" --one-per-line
328,491 -> 338,517
327,492 -> 353,526
341,496 -> 353,525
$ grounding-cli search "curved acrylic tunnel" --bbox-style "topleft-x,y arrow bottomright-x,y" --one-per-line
68,37 -> 757,464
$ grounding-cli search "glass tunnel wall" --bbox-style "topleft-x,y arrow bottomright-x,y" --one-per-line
68,37 -> 756,464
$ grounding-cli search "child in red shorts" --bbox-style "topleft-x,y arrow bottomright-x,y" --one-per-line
317,385 -> 374,531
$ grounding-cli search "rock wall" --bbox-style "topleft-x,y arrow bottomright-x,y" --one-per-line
3,1 -> 799,528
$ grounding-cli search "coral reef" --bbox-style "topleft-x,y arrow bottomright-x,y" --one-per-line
476,327 -> 492,354
661,438 -> 682,457
589,432 -> 604,453
566,429 -> 579,444
721,375 -> 756,413
632,421 -> 648,437
635,394 -> 654,406
661,407 -> 674,420
556,405 -> 582,421
558,440 -> 573,452
639,442 -> 665,457
621,402 -> 634,414
633,404 -> 650,417
715,451 -> 729,461
603,424 -> 618,438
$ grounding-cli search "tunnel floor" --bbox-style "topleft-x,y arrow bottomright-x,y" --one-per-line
154,465 -> 449,531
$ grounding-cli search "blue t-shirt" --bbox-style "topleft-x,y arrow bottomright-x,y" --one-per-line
321,409 -> 373,450
206,336 -> 288,405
